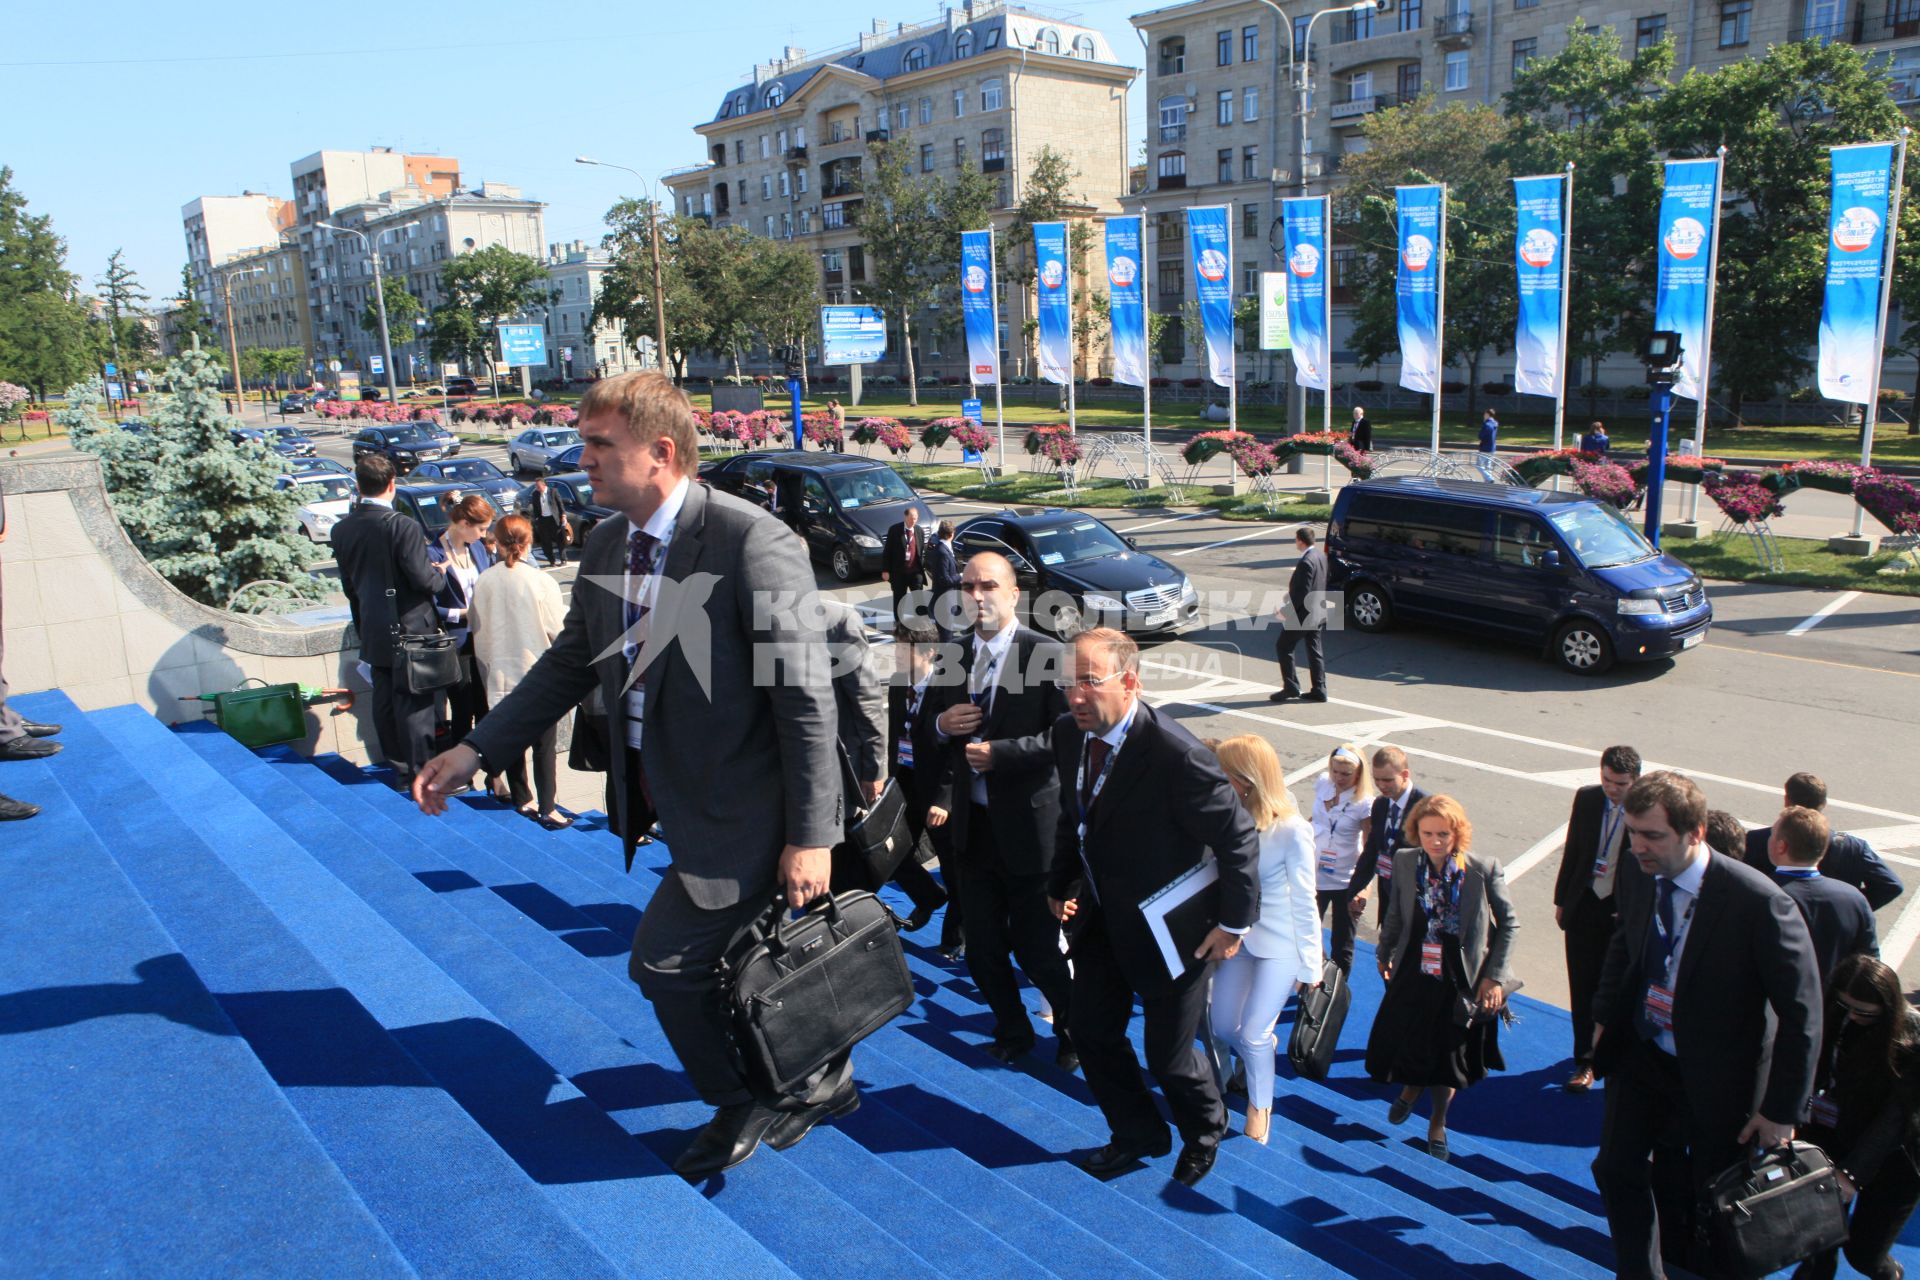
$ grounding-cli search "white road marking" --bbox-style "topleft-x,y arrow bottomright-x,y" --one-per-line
1786,591 -> 1862,637
1173,525 -> 1296,557
1505,823 -> 1573,883
1881,891 -> 1920,970
1852,824 -> 1920,851
1118,511 -> 1215,533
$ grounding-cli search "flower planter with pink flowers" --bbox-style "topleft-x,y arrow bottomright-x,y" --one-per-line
1853,473 -> 1920,535
1702,470 -> 1787,525
1569,459 -> 1638,509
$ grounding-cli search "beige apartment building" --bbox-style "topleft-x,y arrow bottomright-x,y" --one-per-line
208,243 -> 314,370
181,194 -> 294,320
536,241 -> 652,383
663,0 -> 1134,379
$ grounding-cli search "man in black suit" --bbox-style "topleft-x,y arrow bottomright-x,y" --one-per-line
1349,404 -> 1373,453
881,504 -> 928,628
1269,526 -> 1330,704
1770,805 -> 1878,986
527,476 -> 569,566
1592,770 -> 1822,1280
332,453 -> 446,785
1742,772 -> 1903,910
928,551 -> 1075,1069
926,520 -> 964,641
1345,745 -> 1425,930
1553,743 -> 1643,1093
1048,628 -> 1259,1188
885,623 -> 954,934
413,371 -> 842,1179
0,472 -> 63,821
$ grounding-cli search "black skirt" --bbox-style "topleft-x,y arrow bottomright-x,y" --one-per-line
1365,911 -> 1504,1090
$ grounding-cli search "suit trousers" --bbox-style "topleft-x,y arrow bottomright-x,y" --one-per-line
504,723 -> 559,815
1069,907 -> 1225,1150
1596,1037 -> 1747,1280
369,662 -> 436,775
0,557 -> 23,743
534,516 -> 566,566
960,803 -> 1073,1049
1563,889 -> 1617,1068
1209,950 -> 1296,1111
1276,627 -> 1326,696
1316,888 -> 1357,975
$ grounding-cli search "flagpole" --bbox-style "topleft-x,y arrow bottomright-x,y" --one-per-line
1431,183 -> 1447,454
1066,223 -> 1079,433
1553,163 -> 1574,455
988,224 -> 1006,473
1856,127 -> 1910,537
1140,207 -> 1154,481
1686,146 -> 1727,525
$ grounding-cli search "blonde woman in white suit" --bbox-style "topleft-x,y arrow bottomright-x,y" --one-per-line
1210,735 -> 1323,1144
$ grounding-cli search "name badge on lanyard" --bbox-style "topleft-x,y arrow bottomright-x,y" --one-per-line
1377,851 -> 1395,880
1808,1093 -> 1840,1128
1421,940 -> 1444,977
1075,733 -> 1124,897
1594,809 -> 1620,880
1643,983 -> 1676,1032
1643,893 -> 1696,1033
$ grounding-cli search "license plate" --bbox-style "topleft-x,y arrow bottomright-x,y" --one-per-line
1142,608 -> 1174,628
1681,631 -> 1703,649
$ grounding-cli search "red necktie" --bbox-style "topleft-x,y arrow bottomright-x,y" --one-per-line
905,531 -> 917,568
1082,737 -> 1110,814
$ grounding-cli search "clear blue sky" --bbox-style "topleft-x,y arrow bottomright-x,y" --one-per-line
8,0 -> 1147,305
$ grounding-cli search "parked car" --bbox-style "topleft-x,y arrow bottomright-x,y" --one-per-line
952,509 -> 1199,636
285,456 -> 352,481
278,393 -> 311,414
352,423 -> 451,470
228,427 -> 269,449
506,427 -> 583,474
118,418 -> 151,435
264,424 -> 317,457
359,387 -> 384,402
545,442 -> 584,473
277,473 -> 359,543
513,472 -> 614,545
444,376 -> 481,396
405,457 -> 519,515
1327,476 -> 1712,675
389,482 -> 465,542
701,449 -> 937,581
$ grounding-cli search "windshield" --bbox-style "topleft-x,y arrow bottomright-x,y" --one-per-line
567,480 -> 597,508
407,493 -> 451,535
269,426 -> 304,439
1027,518 -> 1130,565
386,426 -> 432,443
1549,503 -> 1656,569
544,431 -> 579,447
437,459 -> 502,482
824,468 -> 917,508
299,477 -> 356,503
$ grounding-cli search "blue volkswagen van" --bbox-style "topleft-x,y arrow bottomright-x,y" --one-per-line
1327,477 -> 1711,674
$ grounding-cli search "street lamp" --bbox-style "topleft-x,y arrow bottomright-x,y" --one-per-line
316,220 -> 400,404
222,265 -> 268,418
576,156 -> 670,378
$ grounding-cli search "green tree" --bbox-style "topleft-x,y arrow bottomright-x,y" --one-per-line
171,264 -> 216,353
360,280 -> 424,339
95,249 -> 153,376
1005,146 -> 1102,380
750,237 -> 823,386
0,167 -> 94,400
435,245 -> 552,378
67,349 -> 322,609
591,197 -> 695,377
242,346 -> 307,409
674,223 -> 766,377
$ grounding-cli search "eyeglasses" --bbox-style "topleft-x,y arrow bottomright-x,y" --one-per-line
1056,669 -> 1125,692
1838,997 -> 1885,1022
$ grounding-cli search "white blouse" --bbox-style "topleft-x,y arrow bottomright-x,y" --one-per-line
1243,815 -> 1324,984
1310,772 -> 1372,890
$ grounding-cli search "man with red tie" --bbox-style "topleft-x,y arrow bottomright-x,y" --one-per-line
882,505 -> 929,628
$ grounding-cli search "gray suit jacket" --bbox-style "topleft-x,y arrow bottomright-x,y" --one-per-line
823,599 -> 886,784
466,479 -> 842,906
1380,849 -> 1519,1022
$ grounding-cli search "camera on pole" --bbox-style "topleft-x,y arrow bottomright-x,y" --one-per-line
1640,329 -> 1684,547
780,345 -> 805,381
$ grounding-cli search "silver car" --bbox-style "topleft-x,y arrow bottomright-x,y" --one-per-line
507,427 -> 583,474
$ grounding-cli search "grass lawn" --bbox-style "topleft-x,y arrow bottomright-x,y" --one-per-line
1667,532 -> 1920,597
894,462 -> 1330,524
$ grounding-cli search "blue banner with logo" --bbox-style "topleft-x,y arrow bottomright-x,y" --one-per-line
961,228 -> 999,386
1394,185 -> 1444,394
1653,157 -> 1721,402
1186,206 -> 1234,388
1104,215 -> 1147,387
1819,142 -> 1897,404
1512,174 -> 1565,399
1033,221 -> 1072,385
1281,197 -> 1328,391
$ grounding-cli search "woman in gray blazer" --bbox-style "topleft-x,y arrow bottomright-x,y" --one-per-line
1365,793 -> 1519,1162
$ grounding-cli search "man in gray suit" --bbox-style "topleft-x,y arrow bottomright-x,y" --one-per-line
413,371 -> 844,1179
1270,526 -> 1330,703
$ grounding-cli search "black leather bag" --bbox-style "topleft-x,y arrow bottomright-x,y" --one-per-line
721,891 -> 913,1097
1287,960 -> 1351,1082
1703,1142 -> 1850,1279
396,630 -> 461,694
830,745 -> 913,892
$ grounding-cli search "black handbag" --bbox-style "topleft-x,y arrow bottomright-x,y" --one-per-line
384,585 -> 460,694
1703,1141 -> 1850,1279
830,745 -> 913,892
720,891 -> 913,1097
1287,960 -> 1351,1082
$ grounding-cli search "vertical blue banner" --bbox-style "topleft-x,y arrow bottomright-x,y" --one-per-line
1653,157 -> 1721,402
1186,206 -> 1235,388
1819,142 -> 1897,404
1282,197 -> 1328,391
1104,215 -> 1147,387
961,229 -> 999,386
1033,221 -> 1072,385
1395,185 -> 1444,394
1512,174 -> 1566,398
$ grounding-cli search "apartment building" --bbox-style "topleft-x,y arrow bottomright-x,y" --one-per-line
663,0 -> 1134,378
208,242 -> 314,365
181,194 -> 293,318
537,241 -> 652,382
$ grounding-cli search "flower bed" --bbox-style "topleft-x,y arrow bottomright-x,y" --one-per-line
1181,430 -> 1252,467
1334,442 -> 1375,480
802,412 -> 843,450
1513,448 -> 1599,486
1569,459 -> 1638,509
1037,431 -> 1084,468
1854,473 -> 1920,535
1703,470 -> 1786,525
951,421 -> 995,457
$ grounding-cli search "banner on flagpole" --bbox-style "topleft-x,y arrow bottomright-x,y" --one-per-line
1033,221 -> 1072,385
961,229 -> 999,385
1104,216 -> 1147,387
1281,197 -> 1328,391
1186,206 -> 1235,388
1818,142 -> 1898,405
1653,158 -> 1721,402
1512,174 -> 1566,398
1395,185 -> 1444,394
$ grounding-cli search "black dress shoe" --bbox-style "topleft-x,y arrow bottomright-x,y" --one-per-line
765,1080 -> 861,1152
1301,690 -> 1329,703
671,1101 -> 784,1179
1055,1041 -> 1080,1074
0,737 -> 60,761
939,942 -> 967,962
0,793 -> 40,821
905,893 -> 948,932
1076,1137 -> 1173,1179
1172,1141 -> 1219,1187
985,1039 -> 1034,1064
1267,690 -> 1298,704
19,721 -> 60,738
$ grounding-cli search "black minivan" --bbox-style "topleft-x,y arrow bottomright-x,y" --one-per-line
1328,477 -> 1712,674
701,450 -> 936,580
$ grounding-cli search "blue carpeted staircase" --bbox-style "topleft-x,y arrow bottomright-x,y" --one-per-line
4,692 -> 1910,1278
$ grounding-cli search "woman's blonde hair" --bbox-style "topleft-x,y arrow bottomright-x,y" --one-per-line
1214,735 -> 1298,830
1327,742 -> 1377,803
1406,793 -> 1473,869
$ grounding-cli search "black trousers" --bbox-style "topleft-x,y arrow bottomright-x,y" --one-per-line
505,723 -> 559,814
369,662 -> 436,775
886,768 -> 949,918
1068,906 -> 1225,1150
1798,1152 -> 1920,1280
0,557 -> 24,744
1317,888 -> 1357,974
534,516 -> 566,565
933,818 -> 965,949
890,579 -> 926,628
959,803 -> 1072,1049
1563,889 -> 1617,1069
1276,627 -> 1326,696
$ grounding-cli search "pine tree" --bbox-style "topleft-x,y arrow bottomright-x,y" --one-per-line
95,249 -> 152,375
0,167 -> 95,400
172,265 -> 216,350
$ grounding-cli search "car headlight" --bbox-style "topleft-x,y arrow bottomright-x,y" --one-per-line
1179,577 -> 1197,598
1082,593 -> 1125,612
853,534 -> 882,549
1617,597 -> 1664,616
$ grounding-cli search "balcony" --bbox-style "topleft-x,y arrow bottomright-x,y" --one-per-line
1157,173 -> 1187,191
1158,56 -> 1185,76
784,144 -> 808,162
1434,11 -> 1473,44
865,129 -> 890,143
824,181 -> 860,198
1330,94 -> 1383,121
982,156 -> 1006,173
1158,123 -> 1188,143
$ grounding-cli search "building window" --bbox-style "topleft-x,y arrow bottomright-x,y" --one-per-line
1398,62 -> 1422,99
1243,265 -> 1259,295
983,26 -> 1001,48
1349,69 -> 1372,100
1891,0 -> 1920,39
1347,6 -> 1373,39
1158,260 -> 1184,299
799,209 -> 812,234
981,78 -> 1003,110
1159,94 -> 1189,142
1073,34 -> 1096,58
1037,27 -> 1060,54
1218,148 -> 1234,183
823,204 -> 847,230
921,142 -> 935,172
737,180 -> 748,206
1245,86 -> 1259,120
735,139 -> 745,163
1400,0 -> 1423,32
1515,0 -> 1538,8
764,216 -> 775,237
956,29 -> 974,57
1719,0 -> 1751,46
955,137 -> 968,167
761,175 -> 772,199
1159,35 -> 1185,74
1243,145 -> 1259,181
1157,150 -> 1187,180
764,83 -> 784,108
777,128 -> 788,152
1512,37 -> 1537,75
953,88 -> 966,116
782,212 -> 792,238
1331,247 -> 1357,288
778,171 -> 790,198
1636,13 -> 1667,48
1216,30 -> 1236,64
982,128 -> 1006,165
1445,49 -> 1469,90
919,96 -> 933,125
1243,202 -> 1260,237
1293,15 -> 1309,60
894,102 -> 909,131
904,44 -> 928,71
1217,89 -> 1234,125
759,135 -> 770,159
796,168 -> 808,193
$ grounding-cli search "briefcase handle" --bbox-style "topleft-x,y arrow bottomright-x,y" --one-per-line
768,893 -> 855,955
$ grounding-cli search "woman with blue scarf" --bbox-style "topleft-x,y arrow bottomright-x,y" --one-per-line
1366,793 -> 1518,1161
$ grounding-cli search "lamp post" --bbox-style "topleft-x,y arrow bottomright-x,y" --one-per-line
577,157 -> 670,378
222,265 -> 267,420
316,221 -> 400,404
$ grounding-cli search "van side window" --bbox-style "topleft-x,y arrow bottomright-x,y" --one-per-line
957,521 -> 1004,551
1494,513 -> 1553,567
801,476 -> 831,515
1362,498 -> 1483,556
1343,493 -> 1393,543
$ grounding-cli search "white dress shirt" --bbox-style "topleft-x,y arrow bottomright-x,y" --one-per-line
957,624 -> 1017,807
1310,773 -> 1372,891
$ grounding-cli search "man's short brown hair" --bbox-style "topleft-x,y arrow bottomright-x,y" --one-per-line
1784,772 -> 1828,811
1371,745 -> 1409,773
578,371 -> 698,476
1072,626 -> 1139,675
1774,806 -> 1831,864
1625,769 -> 1709,837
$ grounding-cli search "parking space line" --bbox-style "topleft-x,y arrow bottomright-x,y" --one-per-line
1503,823 -> 1573,883
1118,512 -> 1214,533
1786,591 -> 1862,637
1172,525 -> 1296,557
1881,892 -> 1920,970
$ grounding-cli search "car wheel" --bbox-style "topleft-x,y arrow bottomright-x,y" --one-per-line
1553,619 -> 1614,675
1050,601 -> 1085,639
1347,582 -> 1392,633
831,545 -> 856,582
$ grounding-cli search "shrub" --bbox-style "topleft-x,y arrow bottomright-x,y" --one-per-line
1482,381 -> 1514,395
872,375 -> 900,387
1090,376 -> 1113,387
917,375 -> 941,387
1787,386 -> 1822,403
